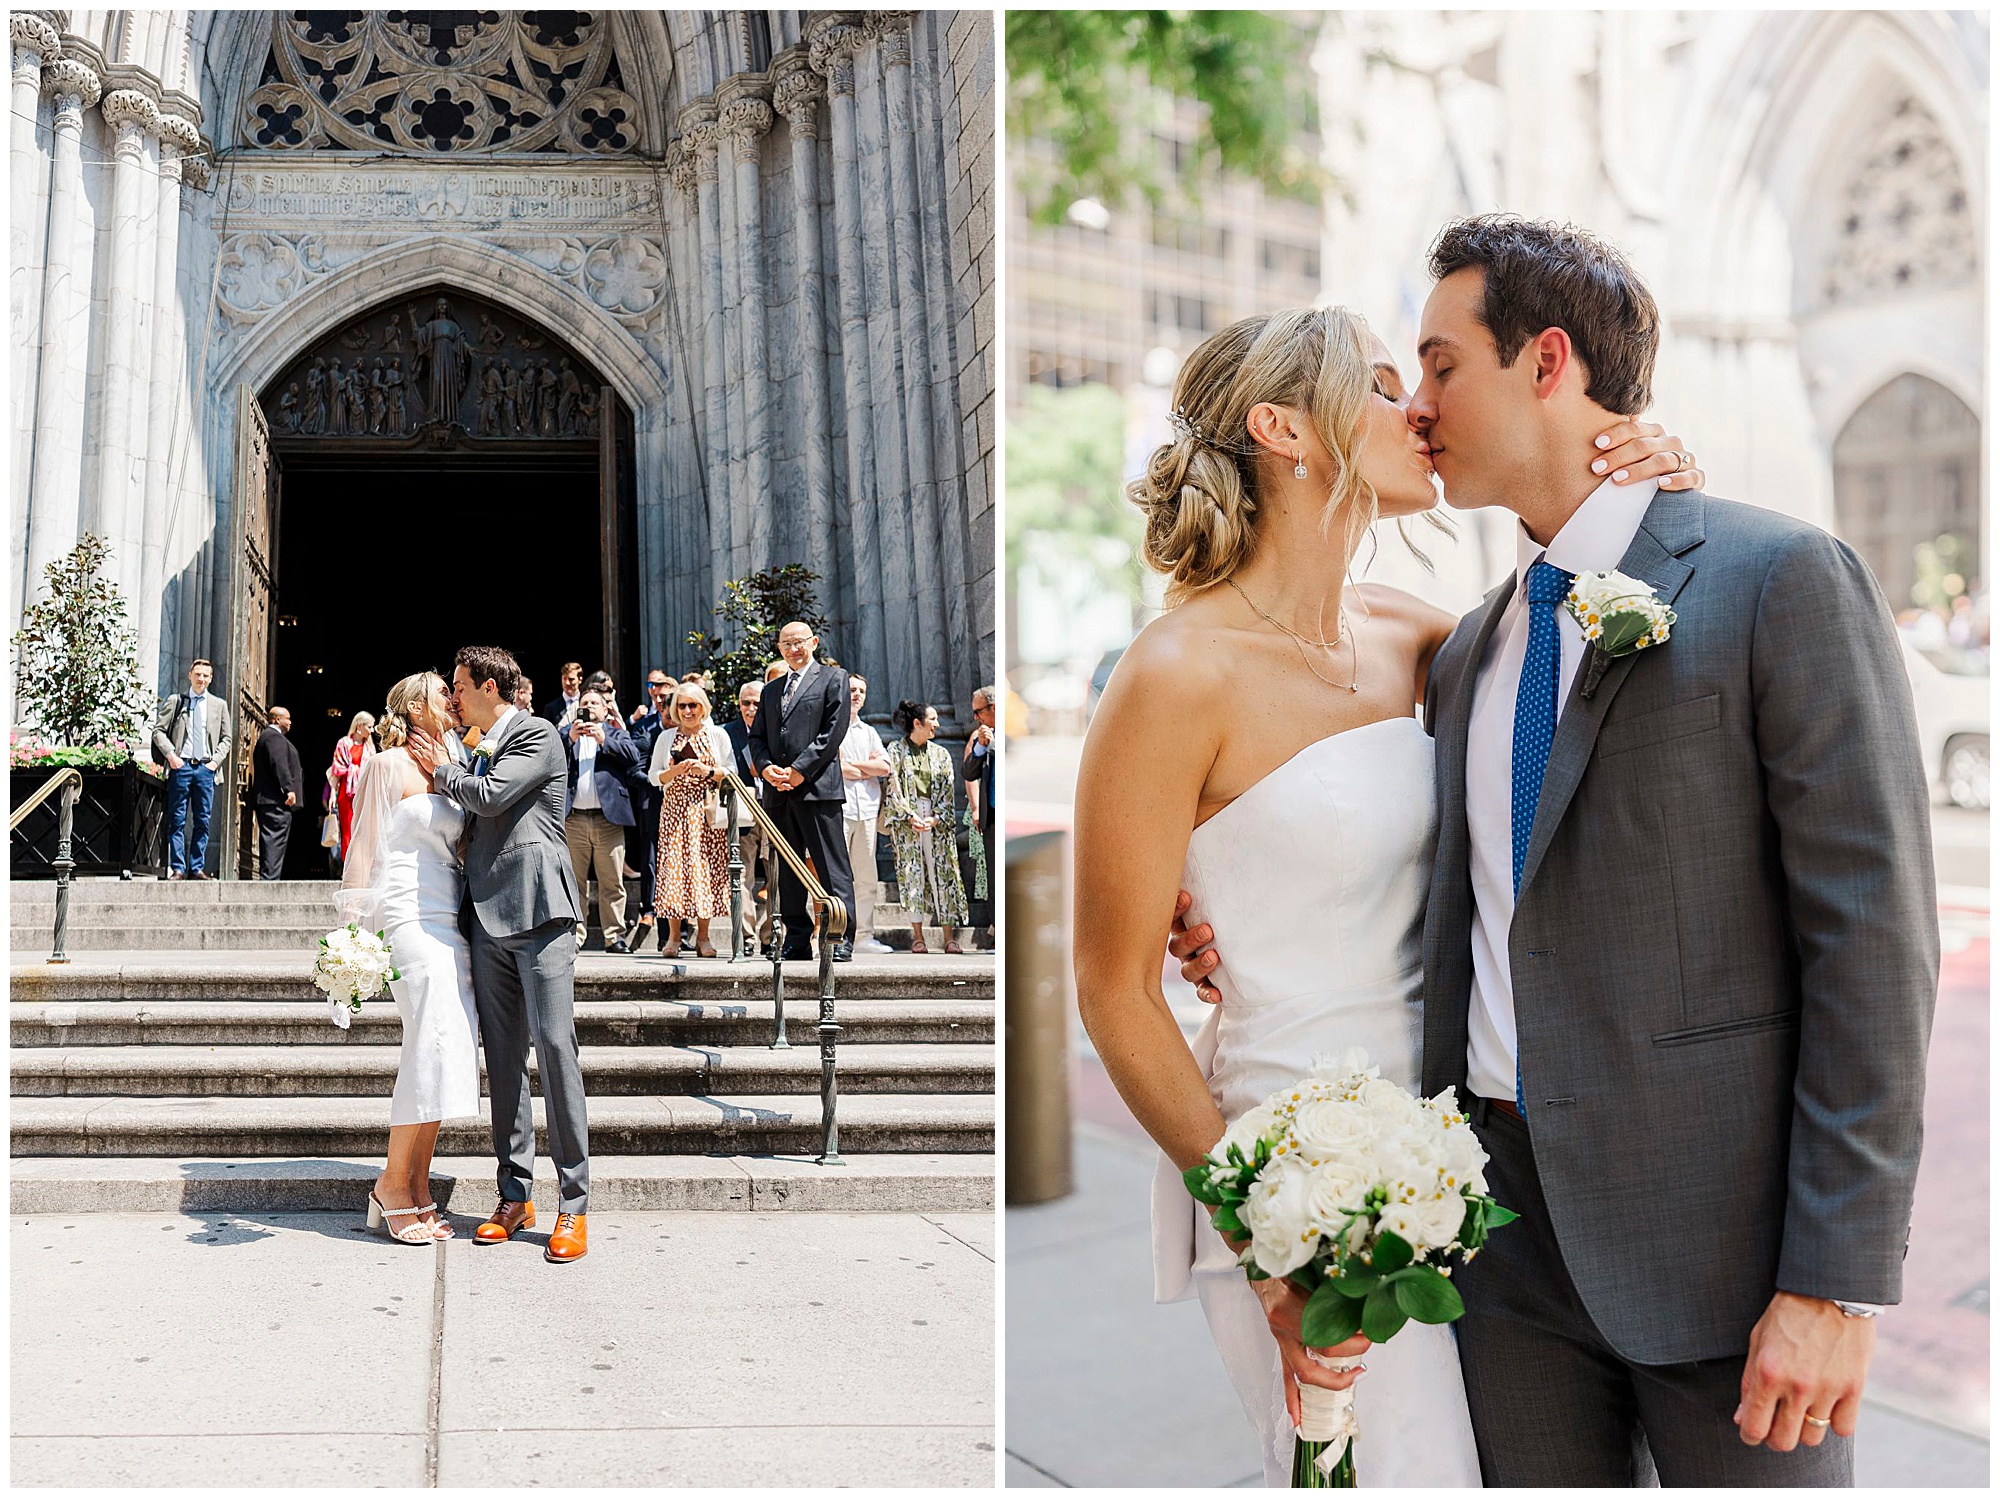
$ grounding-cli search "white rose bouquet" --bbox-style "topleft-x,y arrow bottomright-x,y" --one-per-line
312,923 -> 399,1030
1183,1050 -> 1518,1486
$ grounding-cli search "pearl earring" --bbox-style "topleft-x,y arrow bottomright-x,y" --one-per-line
1294,452 -> 1308,480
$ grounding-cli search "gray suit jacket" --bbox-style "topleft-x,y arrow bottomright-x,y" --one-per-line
1421,489 -> 1938,1365
433,709 -> 581,940
152,692 -> 232,770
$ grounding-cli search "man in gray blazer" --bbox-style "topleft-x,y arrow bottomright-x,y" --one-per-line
411,645 -> 592,1264
1409,218 -> 1936,1483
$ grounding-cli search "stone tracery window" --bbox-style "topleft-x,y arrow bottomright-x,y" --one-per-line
1821,96 -> 1976,306
244,12 -> 640,154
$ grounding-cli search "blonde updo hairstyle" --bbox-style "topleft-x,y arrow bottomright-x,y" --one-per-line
1129,306 -> 1379,605
375,672 -> 447,750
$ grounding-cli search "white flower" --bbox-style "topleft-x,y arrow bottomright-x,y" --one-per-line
1304,1159 -> 1371,1230
1564,569 -> 1675,657
1242,1157 -> 1319,1278
1375,1203 -> 1428,1250
1309,1047 -> 1379,1085
1290,1098 -> 1375,1159
1212,1103 -> 1278,1166
1413,1193 -> 1468,1250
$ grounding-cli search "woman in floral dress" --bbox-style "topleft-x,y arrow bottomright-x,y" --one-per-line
648,683 -> 731,958
882,700 -> 968,954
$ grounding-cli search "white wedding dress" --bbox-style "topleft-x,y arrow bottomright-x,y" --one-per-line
1151,715 -> 1484,1487
337,746 -> 481,1125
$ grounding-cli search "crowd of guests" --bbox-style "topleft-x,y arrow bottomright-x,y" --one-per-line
227,636 -> 996,959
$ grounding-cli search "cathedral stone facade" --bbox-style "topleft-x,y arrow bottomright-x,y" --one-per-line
11,10 -> 995,866
1311,10 -> 1985,613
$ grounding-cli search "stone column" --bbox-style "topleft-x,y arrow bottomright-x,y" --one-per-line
138,111 -> 197,689
718,77 -> 773,577
680,101 -> 731,590
92,85 -> 161,590
809,16 -> 887,684
876,12 -> 950,703
10,12 -> 59,599
23,54 -> 99,600
773,50 -> 839,614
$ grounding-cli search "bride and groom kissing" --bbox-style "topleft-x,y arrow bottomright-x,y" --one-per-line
1075,216 -> 1937,1486
341,646 -> 591,1263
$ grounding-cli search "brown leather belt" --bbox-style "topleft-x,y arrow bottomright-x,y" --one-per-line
1488,1097 -> 1522,1121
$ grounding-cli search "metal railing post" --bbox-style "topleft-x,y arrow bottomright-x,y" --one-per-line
768,894 -> 790,1049
817,901 -> 843,1164
48,777 -> 79,965
723,782 -> 749,963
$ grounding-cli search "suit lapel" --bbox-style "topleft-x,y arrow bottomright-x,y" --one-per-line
1516,490 -> 1706,896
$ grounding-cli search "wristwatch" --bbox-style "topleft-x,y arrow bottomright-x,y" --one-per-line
1832,1301 -> 1882,1319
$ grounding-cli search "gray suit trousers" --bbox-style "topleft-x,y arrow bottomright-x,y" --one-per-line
470,917 -> 590,1213
1456,1100 -> 1851,1487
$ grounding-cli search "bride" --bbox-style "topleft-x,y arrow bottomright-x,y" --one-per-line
337,670 -> 481,1244
1071,305 -> 1701,1486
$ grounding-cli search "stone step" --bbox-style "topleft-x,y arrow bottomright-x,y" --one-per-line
10,878 -> 344,904
11,1043 -> 994,1097
14,924 -> 342,951
11,1093 -> 993,1157
9,1154 -> 994,1213
9,998 -> 993,1048
8,952 -> 994,1004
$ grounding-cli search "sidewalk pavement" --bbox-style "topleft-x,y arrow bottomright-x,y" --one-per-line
1007,1121 -> 1989,1489
14,1209 -> 994,1487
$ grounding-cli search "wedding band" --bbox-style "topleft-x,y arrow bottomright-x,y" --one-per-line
1803,1415 -> 1832,1429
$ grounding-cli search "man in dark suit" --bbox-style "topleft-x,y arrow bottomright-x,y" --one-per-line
539,661 -> 583,730
251,705 -> 304,880
560,687 -> 640,953
624,669 -> 674,950
745,622 -> 855,962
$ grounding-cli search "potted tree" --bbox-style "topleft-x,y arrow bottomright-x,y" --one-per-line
10,535 -> 166,877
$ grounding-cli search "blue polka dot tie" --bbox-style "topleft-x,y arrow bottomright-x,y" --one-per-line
1511,559 -> 1573,1116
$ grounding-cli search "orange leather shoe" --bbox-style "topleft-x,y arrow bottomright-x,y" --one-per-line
473,1199 -> 535,1244
544,1212 -> 588,1263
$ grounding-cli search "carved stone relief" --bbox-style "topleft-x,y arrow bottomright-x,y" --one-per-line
244,11 -> 640,156
1822,97 -> 1977,307
261,288 -> 607,443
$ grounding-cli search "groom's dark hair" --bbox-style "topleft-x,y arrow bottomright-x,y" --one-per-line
1428,215 -> 1658,416
454,645 -> 520,700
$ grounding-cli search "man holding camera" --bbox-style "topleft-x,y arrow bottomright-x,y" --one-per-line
562,687 -> 640,953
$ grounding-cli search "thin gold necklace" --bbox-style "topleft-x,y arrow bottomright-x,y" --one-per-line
1227,578 -> 1360,694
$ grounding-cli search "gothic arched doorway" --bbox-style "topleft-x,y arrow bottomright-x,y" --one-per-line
1831,373 -> 1982,613
239,287 -> 639,875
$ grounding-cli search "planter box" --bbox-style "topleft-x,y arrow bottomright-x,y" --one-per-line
10,762 -> 167,878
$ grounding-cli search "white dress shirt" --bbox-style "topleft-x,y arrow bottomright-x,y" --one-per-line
841,717 -> 888,821
572,723 -> 600,811
186,692 -> 209,762
1463,475 -> 1657,1103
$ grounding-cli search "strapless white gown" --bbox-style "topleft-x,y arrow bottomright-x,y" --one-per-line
1150,716 -> 1483,1487
341,788 -> 481,1126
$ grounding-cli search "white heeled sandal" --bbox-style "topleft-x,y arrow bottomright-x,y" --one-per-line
367,1191 -> 437,1245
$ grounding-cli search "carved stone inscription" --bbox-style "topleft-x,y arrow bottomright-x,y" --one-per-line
223,169 -> 663,225
263,288 -> 605,442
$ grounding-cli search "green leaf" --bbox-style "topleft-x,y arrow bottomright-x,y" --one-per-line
1484,1201 -> 1519,1230
1371,1229 -> 1414,1275
1211,1203 -> 1243,1236
1361,1282 -> 1409,1343
1181,1165 -> 1228,1206
1301,1280 -> 1365,1348
1391,1265 -> 1466,1325
1329,1261 -> 1379,1297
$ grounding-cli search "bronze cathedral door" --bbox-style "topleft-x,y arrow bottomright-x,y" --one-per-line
229,385 -> 279,878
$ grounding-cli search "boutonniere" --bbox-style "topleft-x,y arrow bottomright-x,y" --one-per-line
470,739 -> 495,764
1566,569 -> 1676,700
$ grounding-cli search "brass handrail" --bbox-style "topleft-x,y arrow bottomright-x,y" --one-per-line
715,769 -> 845,1166
9,765 -> 83,830
718,769 -> 849,938
10,767 -> 83,964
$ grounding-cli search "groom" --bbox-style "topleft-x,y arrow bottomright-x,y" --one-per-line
411,645 -> 592,1264
1181,217 -> 1937,1483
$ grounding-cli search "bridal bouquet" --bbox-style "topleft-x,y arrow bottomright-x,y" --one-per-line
1183,1050 -> 1517,1487
312,924 -> 399,1030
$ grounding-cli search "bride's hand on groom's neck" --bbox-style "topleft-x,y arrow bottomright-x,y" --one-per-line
1588,419 -> 1706,492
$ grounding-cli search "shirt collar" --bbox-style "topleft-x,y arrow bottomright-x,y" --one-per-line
1513,474 -> 1658,596
488,705 -> 518,742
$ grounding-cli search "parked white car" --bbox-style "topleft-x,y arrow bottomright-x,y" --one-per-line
1902,639 -> 1989,810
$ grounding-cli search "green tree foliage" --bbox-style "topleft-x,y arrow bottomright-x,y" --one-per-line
12,534 -> 155,749
1007,382 -> 1142,601
687,564 -> 832,723
1007,9 -> 1324,224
